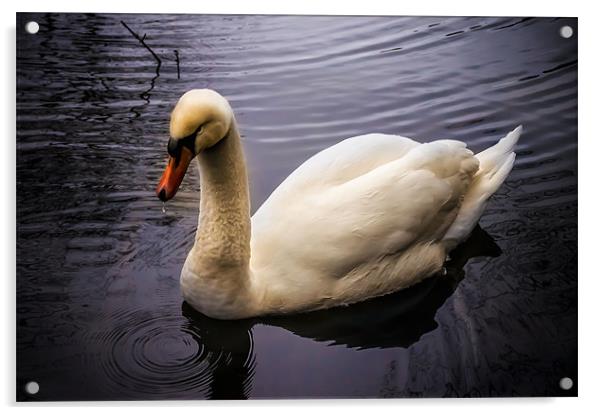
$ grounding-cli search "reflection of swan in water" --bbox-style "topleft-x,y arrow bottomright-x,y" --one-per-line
181,225 -> 501,398
180,310 -> 255,399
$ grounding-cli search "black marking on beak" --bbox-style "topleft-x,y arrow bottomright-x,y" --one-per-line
167,137 -> 180,158
167,126 -> 202,166
181,132 -> 197,153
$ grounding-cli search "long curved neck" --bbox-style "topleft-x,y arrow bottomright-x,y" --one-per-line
194,119 -> 251,267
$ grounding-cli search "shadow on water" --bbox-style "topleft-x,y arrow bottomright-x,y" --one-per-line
181,225 -> 501,399
179,313 -> 256,399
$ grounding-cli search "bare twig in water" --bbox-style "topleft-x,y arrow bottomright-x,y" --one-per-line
174,50 -> 181,79
120,20 -> 162,69
121,20 -> 162,105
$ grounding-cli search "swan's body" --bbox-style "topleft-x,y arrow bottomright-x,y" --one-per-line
156,89 -> 521,320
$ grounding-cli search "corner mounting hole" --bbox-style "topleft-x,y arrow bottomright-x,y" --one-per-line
560,25 -> 573,39
25,21 -> 39,34
559,377 -> 573,390
25,381 -> 39,395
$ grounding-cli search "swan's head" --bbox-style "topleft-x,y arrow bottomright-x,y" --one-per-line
156,89 -> 233,201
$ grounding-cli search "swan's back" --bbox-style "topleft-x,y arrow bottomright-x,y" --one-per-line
270,133 -> 419,190
249,128 -> 521,314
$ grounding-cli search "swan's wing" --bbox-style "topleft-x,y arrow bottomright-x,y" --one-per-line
252,133 -> 419,221
251,139 -> 479,279
322,140 -> 480,260
274,133 -> 420,190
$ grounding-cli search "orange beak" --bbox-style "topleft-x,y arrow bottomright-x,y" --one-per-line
156,146 -> 195,202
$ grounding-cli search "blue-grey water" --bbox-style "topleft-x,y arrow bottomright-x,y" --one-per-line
16,13 -> 577,400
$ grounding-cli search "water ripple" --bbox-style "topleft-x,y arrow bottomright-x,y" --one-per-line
85,307 -> 255,399
17,13 -> 577,399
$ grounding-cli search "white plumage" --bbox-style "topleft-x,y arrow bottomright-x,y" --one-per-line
157,89 -> 521,319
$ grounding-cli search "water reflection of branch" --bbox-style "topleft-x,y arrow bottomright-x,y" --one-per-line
140,71 -> 159,104
120,20 -> 162,113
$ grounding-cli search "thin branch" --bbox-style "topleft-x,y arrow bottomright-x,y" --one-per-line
120,20 -> 162,67
174,50 -> 181,79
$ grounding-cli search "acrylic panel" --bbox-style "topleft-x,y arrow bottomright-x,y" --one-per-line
16,13 -> 577,400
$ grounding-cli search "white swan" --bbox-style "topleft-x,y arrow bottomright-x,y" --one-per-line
156,89 -> 521,320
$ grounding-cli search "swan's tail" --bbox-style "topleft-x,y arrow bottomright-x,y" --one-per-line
443,125 -> 522,247
473,125 -> 522,195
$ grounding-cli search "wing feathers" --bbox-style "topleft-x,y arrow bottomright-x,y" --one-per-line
251,135 -> 481,281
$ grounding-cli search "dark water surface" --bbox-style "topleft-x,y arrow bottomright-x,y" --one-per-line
16,13 -> 577,400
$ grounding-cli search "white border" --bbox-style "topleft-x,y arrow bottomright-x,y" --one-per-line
4,0 -> 583,16
2,0 -> 598,413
